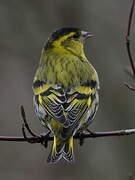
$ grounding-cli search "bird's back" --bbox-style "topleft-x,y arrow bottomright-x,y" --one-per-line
34,50 -> 98,90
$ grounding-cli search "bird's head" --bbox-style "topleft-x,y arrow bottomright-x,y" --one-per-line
44,27 -> 94,56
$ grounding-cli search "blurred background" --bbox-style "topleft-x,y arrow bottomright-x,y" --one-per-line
0,0 -> 135,180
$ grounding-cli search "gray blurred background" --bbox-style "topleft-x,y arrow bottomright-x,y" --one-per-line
0,0 -> 135,180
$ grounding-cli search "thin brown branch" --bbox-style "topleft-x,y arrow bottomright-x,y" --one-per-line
126,0 -> 135,77
124,82 -> 135,91
21,105 -> 36,137
0,128 -> 135,143
125,0 -> 135,90
0,106 -> 135,144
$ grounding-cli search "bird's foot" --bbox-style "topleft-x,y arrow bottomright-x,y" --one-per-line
40,131 -> 51,148
86,129 -> 95,136
75,130 -> 85,146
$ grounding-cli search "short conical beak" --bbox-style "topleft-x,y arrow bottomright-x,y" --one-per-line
81,31 -> 95,40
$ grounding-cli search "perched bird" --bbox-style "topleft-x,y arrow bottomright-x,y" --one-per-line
33,27 -> 99,163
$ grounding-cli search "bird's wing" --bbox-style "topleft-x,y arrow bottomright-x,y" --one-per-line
65,84 -> 97,128
33,80 -> 69,127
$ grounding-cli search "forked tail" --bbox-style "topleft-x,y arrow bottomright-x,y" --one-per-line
47,136 -> 74,163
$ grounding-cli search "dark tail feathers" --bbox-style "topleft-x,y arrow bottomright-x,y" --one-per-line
47,136 -> 74,163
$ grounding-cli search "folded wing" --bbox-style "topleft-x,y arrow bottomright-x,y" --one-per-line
65,85 -> 97,129
33,80 -> 69,127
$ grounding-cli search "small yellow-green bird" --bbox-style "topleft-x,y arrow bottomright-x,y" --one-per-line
33,27 -> 99,163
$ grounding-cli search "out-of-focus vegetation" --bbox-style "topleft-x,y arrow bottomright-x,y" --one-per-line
0,1 -> 135,180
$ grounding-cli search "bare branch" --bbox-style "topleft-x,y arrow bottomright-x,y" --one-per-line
125,0 -> 135,90
124,82 -> 135,91
126,0 -> 135,77
21,105 -> 36,137
0,128 -> 135,143
0,105 -> 135,144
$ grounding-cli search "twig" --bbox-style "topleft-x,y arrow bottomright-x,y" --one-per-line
125,0 -> 135,90
124,82 -> 135,91
126,0 -> 135,76
0,128 -> 135,142
21,105 -> 36,137
0,106 -> 135,144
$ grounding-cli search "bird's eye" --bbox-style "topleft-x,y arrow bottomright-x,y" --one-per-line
73,33 -> 80,39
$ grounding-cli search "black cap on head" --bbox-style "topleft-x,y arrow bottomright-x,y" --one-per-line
44,27 -> 81,50
51,27 -> 81,41
44,27 -> 93,50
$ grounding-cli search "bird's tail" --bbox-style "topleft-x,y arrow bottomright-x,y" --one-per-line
47,136 -> 74,163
